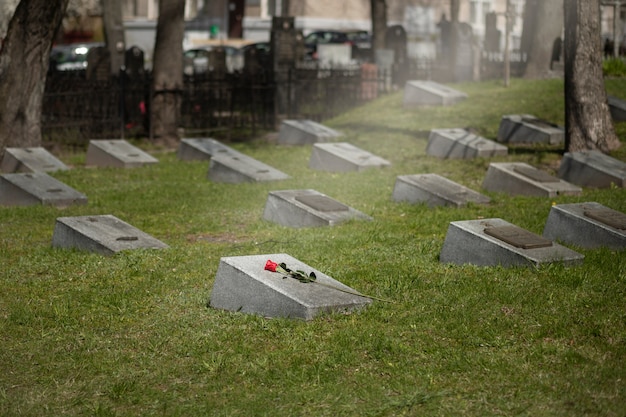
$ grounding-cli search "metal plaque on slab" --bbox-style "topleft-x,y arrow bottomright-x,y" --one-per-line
513,165 -> 559,183
584,208 -> 626,230
484,225 -> 553,249
295,194 -> 349,212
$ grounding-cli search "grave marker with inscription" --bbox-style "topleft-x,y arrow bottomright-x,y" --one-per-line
392,173 -> 490,207
309,142 -> 390,172
402,80 -> 467,107
558,150 -> 626,188
0,172 -> 87,207
278,119 -> 343,145
608,95 -> 626,122
482,162 -> 582,197
177,138 -> 232,161
208,151 -> 289,183
86,140 -> 158,168
497,114 -> 564,145
1,147 -> 68,173
426,128 -> 508,159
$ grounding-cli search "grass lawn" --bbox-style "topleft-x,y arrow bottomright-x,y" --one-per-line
1,77 -> 625,416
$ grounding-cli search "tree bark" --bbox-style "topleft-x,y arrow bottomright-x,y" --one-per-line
563,0 -> 620,152
0,0 -> 69,159
370,0 -> 387,52
101,0 -> 125,75
151,0 -> 185,144
521,0 -> 563,78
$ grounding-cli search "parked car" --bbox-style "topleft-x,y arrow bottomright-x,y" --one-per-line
239,42 -> 272,69
50,42 -> 104,71
303,30 -> 353,60
183,45 -> 242,74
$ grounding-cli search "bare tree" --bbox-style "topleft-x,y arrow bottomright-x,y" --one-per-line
520,0 -> 563,78
0,0 -> 70,159
101,0 -> 125,74
370,0 -> 387,52
150,0 -> 185,145
563,0 -> 620,152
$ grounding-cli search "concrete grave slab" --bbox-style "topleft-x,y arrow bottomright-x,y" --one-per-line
177,138 -> 232,161
207,151 -> 290,183
1,147 -> 68,173
52,214 -> 168,256
482,162 -> 582,197
543,202 -> 626,250
440,218 -> 584,267
558,150 -> 626,188
263,189 -> 372,228
608,95 -> 626,122
209,253 -> 372,320
402,80 -> 467,107
426,128 -> 508,159
278,119 -> 343,145
85,139 -> 159,168
0,172 -> 87,207
497,114 -> 564,145
309,142 -> 391,172
392,174 -> 490,207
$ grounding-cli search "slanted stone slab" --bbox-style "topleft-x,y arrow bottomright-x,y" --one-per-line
85,139 -> 159,168
209,253 -> 372,320
309,142 -> 390,172
208,151 -> 289,183
177,138 -> 232,161
278,119 -> 343,145
0,173 -> 87,207
482,162 -> 582,197
52,214 -> 168,256
558,150 -> 626,188
497,114 -> 564,145
1,147 -> 68,173
402,80 -> 467,107
392,174 -> 490,207
426,128 -> 508,159
263,189 -> 372,228
543,202 -> 626,250
440,218 -> 584,267
608,95 -> 626,122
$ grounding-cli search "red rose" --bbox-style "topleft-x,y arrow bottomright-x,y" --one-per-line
265,260 -> 278,272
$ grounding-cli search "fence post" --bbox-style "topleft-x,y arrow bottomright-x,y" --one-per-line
119,65 -> 126,140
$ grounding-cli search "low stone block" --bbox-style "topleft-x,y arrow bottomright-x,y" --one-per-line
52,214 -> 169,256
440,218 -> 584,267
309,142 -> 390,172
608,95 -> 626,122
392,174 -> 490,207
263,189 -> 372,228
426,128 -> 508,159
497,114 -> 564,145
1,147 -> 68,173
209,253 -> 371,320
278,119 -> 343,145
482,162 -> 582,197
543,202 -> 626,250
402,80 -> 467,107
85,139 -> 159,168
558,150 -> 626,188
177,138 -> 231,161
0,173 -> 87,207
208,151 -> 289,183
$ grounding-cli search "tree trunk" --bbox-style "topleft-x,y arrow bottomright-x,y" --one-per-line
101,0 -> 125,75
0,0 -> 69,159
521,0 -> 563,78
151,0 -> 185,144
450,0 -> 460,22
563,0 -> 620,152
370,0 -> 387,52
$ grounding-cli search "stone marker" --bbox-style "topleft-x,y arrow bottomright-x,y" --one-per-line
0,172 -> 87,207
85,139 -> 159,168
309,142 -> 391,172
209,253 -> 372,320
608,95 -> 626,122
402,80 -> 467,107
317,44 -> 353,65
177,138 -> 231,161
52,214 -> 168,256
558,150 -> 626,188
278,119 -> 343,145
1,147 -> 68,173
392,173 -> 490,207
426,128 -> 508,159
543,202 -> 626,250
482,162 -> 582,197
497,114 -> 564,145
440,218 -> 584,267
208,151 -> 290,183
263,189 -> 372,228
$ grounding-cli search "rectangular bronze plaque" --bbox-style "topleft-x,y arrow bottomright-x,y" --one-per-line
521,117 -> 558,129
584,208 -> 626,230
513,165 -> 559,183
484,225 -> 553,249
295,195 -> 349,212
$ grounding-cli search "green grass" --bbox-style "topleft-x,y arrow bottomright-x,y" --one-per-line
1,77 -> 626,416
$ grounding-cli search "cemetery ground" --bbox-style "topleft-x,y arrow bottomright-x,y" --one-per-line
1,77 -> 626,416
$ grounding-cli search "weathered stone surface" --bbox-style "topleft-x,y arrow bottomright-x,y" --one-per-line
482,162 -> 582,197
278,119 -> 342,145
263,189 -> 372,228
85,140 -> 159,168
608,95 -> 626,122
392,173 -> 490,207
403,80 -> 467,107
209,253 -> 372,320
426,128 -> 508,159
1,147 -> 68,173
207,151 -> 289,183
177,138 -> 231,161
440,218 -> 584,267
497,114 -> 564,145
0,172 -> 87,207
543,202 -> 626,250
558,150 -> 626,188
309,142 -> 390,172
52,215 -> 168,255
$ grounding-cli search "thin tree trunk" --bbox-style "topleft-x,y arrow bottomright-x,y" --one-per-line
101,0 -> 126,75
371,0 -> 387,52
